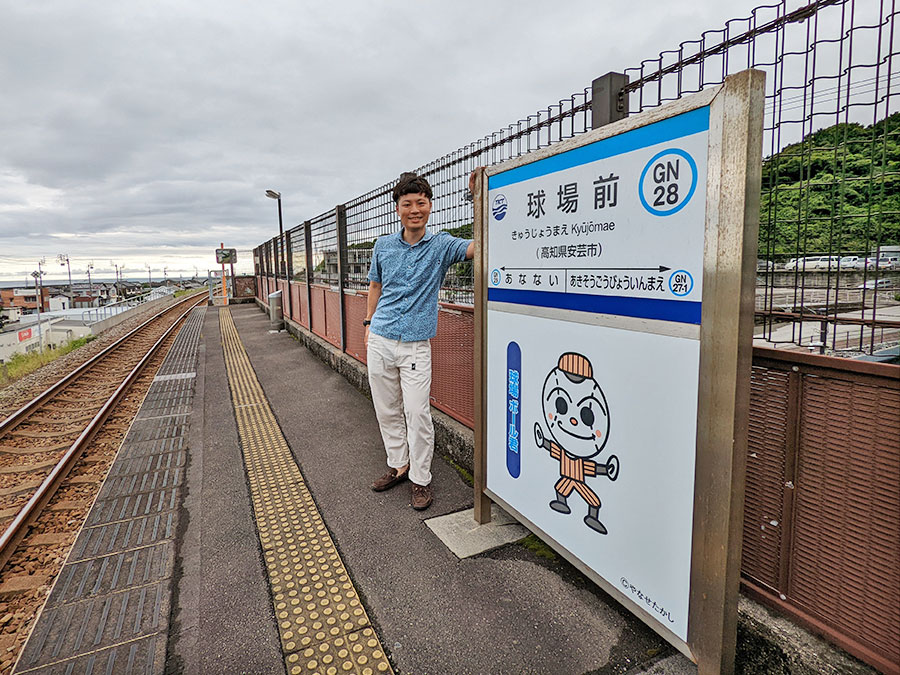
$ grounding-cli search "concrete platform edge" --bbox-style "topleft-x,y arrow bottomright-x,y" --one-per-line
258,299 -> 876,675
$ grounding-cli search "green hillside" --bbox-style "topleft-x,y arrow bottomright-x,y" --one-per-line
759,112 -> 900,257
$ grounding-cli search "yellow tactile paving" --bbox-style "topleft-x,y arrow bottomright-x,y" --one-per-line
219,308 -> 393,675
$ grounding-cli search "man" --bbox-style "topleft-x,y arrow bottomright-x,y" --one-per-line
365,172 -> 474,510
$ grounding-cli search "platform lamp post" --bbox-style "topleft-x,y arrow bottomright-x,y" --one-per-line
58,253 -> 73,307
266,189 -> 290,312
265,189 -> 284,274
146,263 -> 152,290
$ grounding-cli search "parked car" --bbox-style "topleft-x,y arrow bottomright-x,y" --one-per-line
784,257 -> 810,271
877,255 -> 900,270
810,255 -> 841,270
756,259 -> 775,272
856,278 -> 894,289
839,255 -> 862,270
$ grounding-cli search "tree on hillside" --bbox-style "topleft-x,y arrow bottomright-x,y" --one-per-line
758,112 -> 900,257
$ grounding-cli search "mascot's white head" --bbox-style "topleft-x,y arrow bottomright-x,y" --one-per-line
541,352 -> 610,459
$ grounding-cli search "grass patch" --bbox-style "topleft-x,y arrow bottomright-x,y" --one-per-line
0,335 -> 96,386
518,533 -> 558,561
444,456 -> 474,486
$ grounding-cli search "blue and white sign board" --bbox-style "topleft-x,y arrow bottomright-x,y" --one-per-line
479,72 -> 764,667
487,107 -> 708,325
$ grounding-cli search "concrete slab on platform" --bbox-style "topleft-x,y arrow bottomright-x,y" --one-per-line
426,504 -> 530,559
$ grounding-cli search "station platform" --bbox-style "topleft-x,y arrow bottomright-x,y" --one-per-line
14,303 -> 692,675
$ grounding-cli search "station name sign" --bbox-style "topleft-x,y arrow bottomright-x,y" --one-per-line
475,70 -> 765,673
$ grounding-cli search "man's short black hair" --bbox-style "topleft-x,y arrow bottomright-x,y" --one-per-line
392,172 -> 432,203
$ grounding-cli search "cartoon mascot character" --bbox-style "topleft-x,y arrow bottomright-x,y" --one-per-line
534,352 -> 619,534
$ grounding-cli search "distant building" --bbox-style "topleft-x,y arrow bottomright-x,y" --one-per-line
0,315 -> 65,363
0,286 -> 50,314
48,294 -> 71,311
0,306 -> 23,330
69,282 -> 119,308
316,248 -> 372,285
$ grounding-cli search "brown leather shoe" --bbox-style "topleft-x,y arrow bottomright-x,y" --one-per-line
411,483 -> 433,510
371,467 -> 408,492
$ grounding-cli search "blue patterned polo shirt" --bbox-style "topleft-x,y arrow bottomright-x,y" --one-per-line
367,229 -> 472,341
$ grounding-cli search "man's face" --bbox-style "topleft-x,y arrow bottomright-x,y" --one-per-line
396,192 -> 432,230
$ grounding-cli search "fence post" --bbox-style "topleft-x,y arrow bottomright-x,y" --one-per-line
304,221 -> 313,330
262,240 -> 269,297
336,204 -> 348,352
591,72 -> 629,129
272,236 -> 279,298
285,230 -> 293,321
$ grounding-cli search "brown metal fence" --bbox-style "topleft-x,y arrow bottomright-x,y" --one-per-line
252,1 -> 899,670
743,349 -> 899,674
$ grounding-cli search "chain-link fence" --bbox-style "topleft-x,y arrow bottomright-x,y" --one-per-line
255,0 -> 898,356
621,0 -> 900,356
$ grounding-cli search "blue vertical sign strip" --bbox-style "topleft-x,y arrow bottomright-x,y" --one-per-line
506,342 -> 522,478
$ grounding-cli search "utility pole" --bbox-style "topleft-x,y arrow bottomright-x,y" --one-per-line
110,261 -> 121,298
58,253 -> 73,307
37,258 -> 46,312
86,262 -> 94,307
146,264 -> 152,289
31,268 -> 44,354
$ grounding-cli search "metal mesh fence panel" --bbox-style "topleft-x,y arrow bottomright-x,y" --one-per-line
621,0 -> 900,355
431,308 -> 476,428
290,281 -> 302,324
324,289 -> 342,347
311,284 -> 327,340
344,293 -> 368,362
340,90 -> 593,305
345,185 -> 394,291
260,3 -> 898,354
289,224 -> 307,282
310,211 -> 339,286
297,281 -> 310,328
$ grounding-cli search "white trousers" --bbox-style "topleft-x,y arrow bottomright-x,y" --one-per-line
366,333 -> 434,486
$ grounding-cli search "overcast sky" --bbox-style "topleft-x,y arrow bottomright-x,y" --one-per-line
1,0 -> 762,283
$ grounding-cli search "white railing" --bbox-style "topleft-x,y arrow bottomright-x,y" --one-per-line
81,287 -> 175,325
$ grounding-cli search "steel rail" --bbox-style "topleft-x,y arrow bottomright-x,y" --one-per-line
0,296 -> 205,571
0,292 -> 203,435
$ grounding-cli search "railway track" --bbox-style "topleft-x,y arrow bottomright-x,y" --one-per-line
0,292 -> 207,673
0,293 -> 205,572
